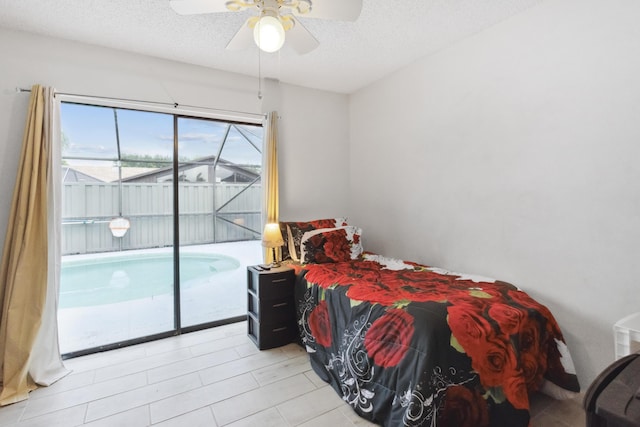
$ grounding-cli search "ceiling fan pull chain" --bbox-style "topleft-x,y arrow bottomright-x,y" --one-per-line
257,45 -> 263,100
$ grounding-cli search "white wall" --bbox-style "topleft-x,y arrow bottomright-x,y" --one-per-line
349,0 -> 640,387
278,84 -> 350,221
0,28 -> 350,250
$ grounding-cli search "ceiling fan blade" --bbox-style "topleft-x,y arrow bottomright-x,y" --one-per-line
169,0 -> 231,15
226,21 -> 255,51
301,0 -> 362,21
287,18 -> 319,55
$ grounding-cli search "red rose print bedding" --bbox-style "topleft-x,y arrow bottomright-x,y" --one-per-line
294,253 -> 580,427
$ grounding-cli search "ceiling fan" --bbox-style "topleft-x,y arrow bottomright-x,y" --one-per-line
169,0 -> 363,54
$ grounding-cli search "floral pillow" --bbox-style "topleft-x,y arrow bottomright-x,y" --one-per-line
281,217 -> 348,262
278,222 -> 292,261
300,226 -> 363,264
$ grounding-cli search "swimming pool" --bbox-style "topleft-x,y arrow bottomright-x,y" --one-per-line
60,252 -> 240,308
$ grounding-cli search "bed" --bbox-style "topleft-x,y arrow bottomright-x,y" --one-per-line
279,218 -> 580,427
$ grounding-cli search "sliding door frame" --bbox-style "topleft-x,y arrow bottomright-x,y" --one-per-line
59,95 -> 264,359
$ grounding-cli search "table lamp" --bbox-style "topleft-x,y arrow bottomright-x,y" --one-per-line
262,223 -> 284,267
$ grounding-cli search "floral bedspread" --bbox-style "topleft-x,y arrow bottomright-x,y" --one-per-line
294,254 -> 580,427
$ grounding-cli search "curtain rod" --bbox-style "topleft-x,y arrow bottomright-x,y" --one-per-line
15,87 -> 267,120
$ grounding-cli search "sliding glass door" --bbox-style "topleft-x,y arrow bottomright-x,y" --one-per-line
58,103 -> 262,356
176,117 -> 263,328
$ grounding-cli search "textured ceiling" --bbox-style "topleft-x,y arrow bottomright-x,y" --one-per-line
0,0 -> 543,94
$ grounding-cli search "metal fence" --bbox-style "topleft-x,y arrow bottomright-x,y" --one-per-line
62,182 -> 262,255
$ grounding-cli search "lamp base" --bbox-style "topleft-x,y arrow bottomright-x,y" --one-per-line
270,247 -> 281,268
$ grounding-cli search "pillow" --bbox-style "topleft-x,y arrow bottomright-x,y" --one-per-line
300,226 -> 363,264
281,217 -> 348,262
278,222 -> 292,261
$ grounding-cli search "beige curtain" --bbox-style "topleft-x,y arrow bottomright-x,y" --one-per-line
0,85 -> 68,406
262,111 -> 280,264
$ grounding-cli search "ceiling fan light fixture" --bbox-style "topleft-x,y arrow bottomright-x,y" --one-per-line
253,15 -> 285,53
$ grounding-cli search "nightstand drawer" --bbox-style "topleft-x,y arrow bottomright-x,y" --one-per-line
266,297 -> 295,323
247,294 -> 294,321
247,267 -> 295,300
247,314 -> 297,350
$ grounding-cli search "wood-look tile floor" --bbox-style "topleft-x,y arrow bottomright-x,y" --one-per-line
0,321 -> 586,426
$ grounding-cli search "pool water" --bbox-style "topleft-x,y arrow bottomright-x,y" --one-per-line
60,253 -> 240,308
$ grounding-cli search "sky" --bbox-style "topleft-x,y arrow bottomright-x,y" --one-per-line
60,102 -> 263,167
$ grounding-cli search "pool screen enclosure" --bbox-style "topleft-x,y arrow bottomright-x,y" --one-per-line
58,102 -> 264,357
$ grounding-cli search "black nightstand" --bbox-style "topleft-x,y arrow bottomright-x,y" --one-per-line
247,265 -> 297,350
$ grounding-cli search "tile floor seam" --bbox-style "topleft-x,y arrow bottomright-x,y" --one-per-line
81,402 -> 89,425
29,370 -> 98,402
16,401 -> 28,424
209,403 -> 221,427
149,373 -> 258,425
127,355 -> 200,384
289,387 -> 349,426
20,377 -> 149,421
69,386 -> 152,421
249,369 -> 260,385
17,403 -> 88,426
87,401 -> 153,425
92,347 -> 195,375
146,404 -> 153,427
149,333 -> 245,358
207,405 -> 218,427
197,354 -> 291,386
209,373 -> 314,425
274,404 -> 293,427
147,349 -> 238,384
294,406 -> 342,426
147,405 -> 183,427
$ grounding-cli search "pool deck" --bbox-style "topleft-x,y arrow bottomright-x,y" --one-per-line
58,241 -> 263,355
